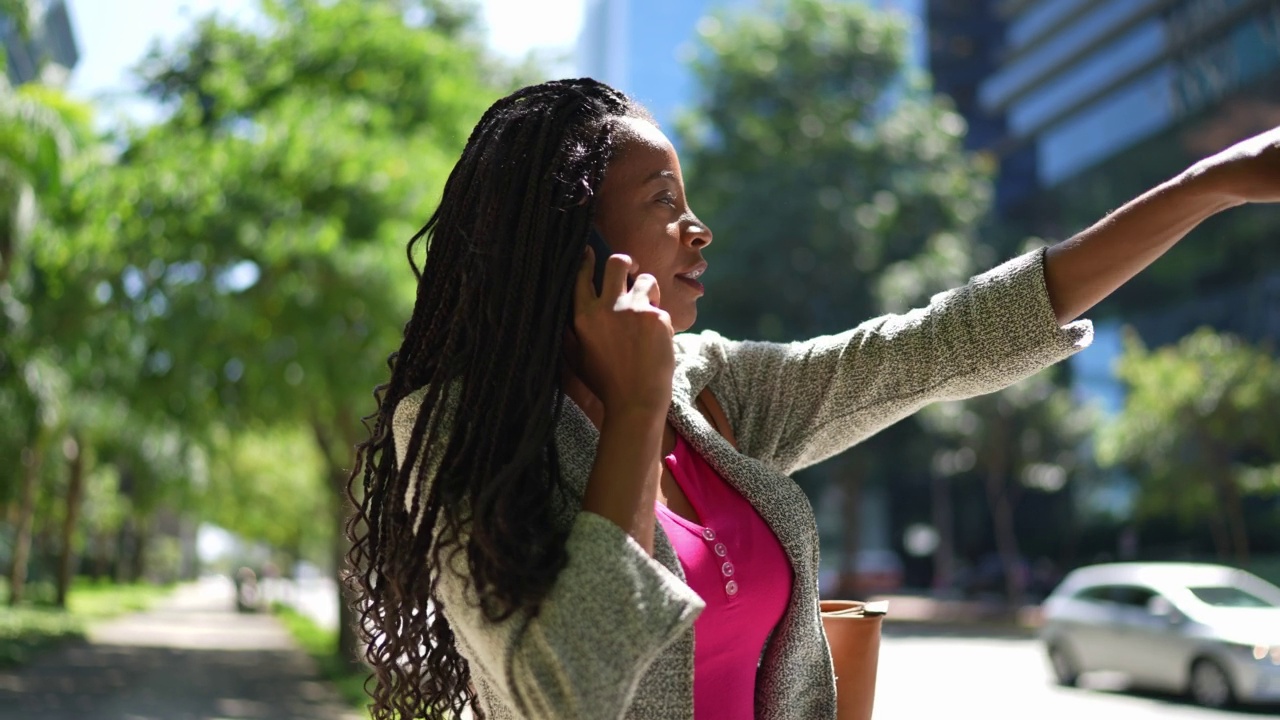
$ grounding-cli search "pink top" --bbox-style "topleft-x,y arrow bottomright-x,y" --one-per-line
655,434 -> 793,719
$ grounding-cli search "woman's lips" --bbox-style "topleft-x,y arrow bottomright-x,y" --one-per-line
676,261 -> 707,294
676,274 -> 705,293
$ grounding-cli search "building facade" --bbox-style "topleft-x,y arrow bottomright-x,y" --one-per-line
931,0 -> 1280,213
931,0 -> 1280,545
930,0 -> 1280,350
2,0 -> 78,87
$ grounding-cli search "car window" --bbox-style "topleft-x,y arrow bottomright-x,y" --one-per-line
1074,585 -> 1117,603
1072,584 -> 1161,608
1188,586 -> 1276,608
1111,585 -> 1158,608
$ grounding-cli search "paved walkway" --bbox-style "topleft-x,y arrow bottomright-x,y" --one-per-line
0,577 -> 364,720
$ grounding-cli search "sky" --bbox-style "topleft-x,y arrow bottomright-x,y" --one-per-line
64,0 -> 584,122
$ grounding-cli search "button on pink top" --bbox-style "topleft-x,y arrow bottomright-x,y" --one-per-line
655,434 -> 793,719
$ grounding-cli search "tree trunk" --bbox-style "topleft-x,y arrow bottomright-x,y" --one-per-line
1209,445 -> 1250,564
55,433 -> 85,607
312,410 -> 364,673
836,459 -> 865,599
130,515 -> 150,583
114,516 -> 149,584
1205,500 -> 1231,560
178,515 -> 199,581
331,462 -> 361,671
8,439 -> 45,606
984,416 -> 1024,610
1061,481 -> 1079,570
930,470 -> 955,594
1222,474 -> 1250,565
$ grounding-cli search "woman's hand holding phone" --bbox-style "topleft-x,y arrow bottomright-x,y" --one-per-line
572,245 -> 674,417
572,244 -> 672,554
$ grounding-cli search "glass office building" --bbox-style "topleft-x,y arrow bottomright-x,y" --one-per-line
1,0 -> 78,87
932,0 -> 1280,210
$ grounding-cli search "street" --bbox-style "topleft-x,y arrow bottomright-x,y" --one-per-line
5,598 -> 1269,720
876,633 -> 1279,719
277,577 -> 1279,717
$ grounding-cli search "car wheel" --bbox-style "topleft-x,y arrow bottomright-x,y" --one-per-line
1189,658 -> 1234,709
1047,643 -> 1080,687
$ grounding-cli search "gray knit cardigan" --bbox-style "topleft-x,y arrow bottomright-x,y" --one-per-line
392,248 -> 1093,720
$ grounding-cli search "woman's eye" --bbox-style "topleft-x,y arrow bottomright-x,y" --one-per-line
658,194 -> 677,207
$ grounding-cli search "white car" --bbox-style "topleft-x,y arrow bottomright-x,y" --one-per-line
1041,562 -> 1280,708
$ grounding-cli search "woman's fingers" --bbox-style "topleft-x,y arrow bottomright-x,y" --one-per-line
603,253 -> 634,300
578,250 -> 664,323
628,273 -> 661,310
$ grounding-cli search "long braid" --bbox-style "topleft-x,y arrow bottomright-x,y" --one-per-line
345,79 -> 654,720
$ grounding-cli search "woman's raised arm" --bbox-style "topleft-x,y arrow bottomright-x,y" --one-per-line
1044,126 -> 1280,324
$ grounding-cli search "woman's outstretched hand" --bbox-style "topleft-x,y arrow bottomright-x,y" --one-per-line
1042,126 -> 1280,325
570,247 -> 675,417
1189,125 -> 1280,206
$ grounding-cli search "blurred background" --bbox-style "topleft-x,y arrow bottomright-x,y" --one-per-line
2,0 -> 1280,717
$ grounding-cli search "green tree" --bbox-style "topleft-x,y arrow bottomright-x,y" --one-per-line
205,423 -> 329,566
0,72 -> 93,605
678,0 -> 995,594
1097,328 -> 1280,563
680,0 -> 996,341
67,0 -> 503,663
919,367 -> 1096,606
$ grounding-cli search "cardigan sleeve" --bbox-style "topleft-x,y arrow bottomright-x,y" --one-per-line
700,247 -> 1093,475
392,389 -> 703,720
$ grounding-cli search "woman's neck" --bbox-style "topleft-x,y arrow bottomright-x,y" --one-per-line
562,367 -> 677,456
561,368 -> 606,430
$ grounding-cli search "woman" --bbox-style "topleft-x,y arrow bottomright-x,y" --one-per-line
345,78 -> 1280,720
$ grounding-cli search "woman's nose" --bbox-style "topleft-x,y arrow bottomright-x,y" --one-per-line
684,217 -> 712,249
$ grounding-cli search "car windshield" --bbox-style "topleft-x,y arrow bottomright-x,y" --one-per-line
1187,586 -> 1276,608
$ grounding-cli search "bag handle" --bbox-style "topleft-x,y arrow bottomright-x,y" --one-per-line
695,388 -> 738,450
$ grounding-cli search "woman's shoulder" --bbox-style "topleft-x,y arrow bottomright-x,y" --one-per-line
672,329 -> 738,396
391,386 -> 430,471
673,328 -> 732,359
391,383 -> 462,471
673,329 -> 737,367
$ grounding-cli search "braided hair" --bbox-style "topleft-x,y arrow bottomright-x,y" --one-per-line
345,79 -> 655,719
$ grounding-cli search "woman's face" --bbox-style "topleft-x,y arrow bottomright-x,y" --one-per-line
592,116 -> 712,333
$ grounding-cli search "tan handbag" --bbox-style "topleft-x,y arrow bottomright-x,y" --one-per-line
820,600 -> 887,720
695,389 -> 887,720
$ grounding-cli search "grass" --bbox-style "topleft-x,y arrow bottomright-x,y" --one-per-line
0,607 -> 84,667
0,579 -> 173,668
271,603 -> 373,718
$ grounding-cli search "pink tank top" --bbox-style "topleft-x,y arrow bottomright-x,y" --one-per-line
655,434 -> 793,719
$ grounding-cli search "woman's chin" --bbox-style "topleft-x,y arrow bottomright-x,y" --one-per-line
671,305 -> 698,334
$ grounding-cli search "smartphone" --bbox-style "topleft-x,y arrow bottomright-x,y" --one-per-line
586,227 -> 634,294
587,227 -> 612,295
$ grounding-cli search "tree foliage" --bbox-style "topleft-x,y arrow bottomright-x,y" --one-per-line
1097,328 -> 1280,562
56,0 -> 505,660
679,0 -> 995,342
678,0 -> 1101,602
70,0 -> 495,437
0,64 -> 95,604
920,367 -> 1097,603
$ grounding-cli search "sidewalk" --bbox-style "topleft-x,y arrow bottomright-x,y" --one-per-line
871,593 -> 1044,638
0,577 -> 364,720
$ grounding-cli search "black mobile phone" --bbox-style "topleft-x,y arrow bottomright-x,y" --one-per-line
586,227 -> 634,294
587,227 -> 612,295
